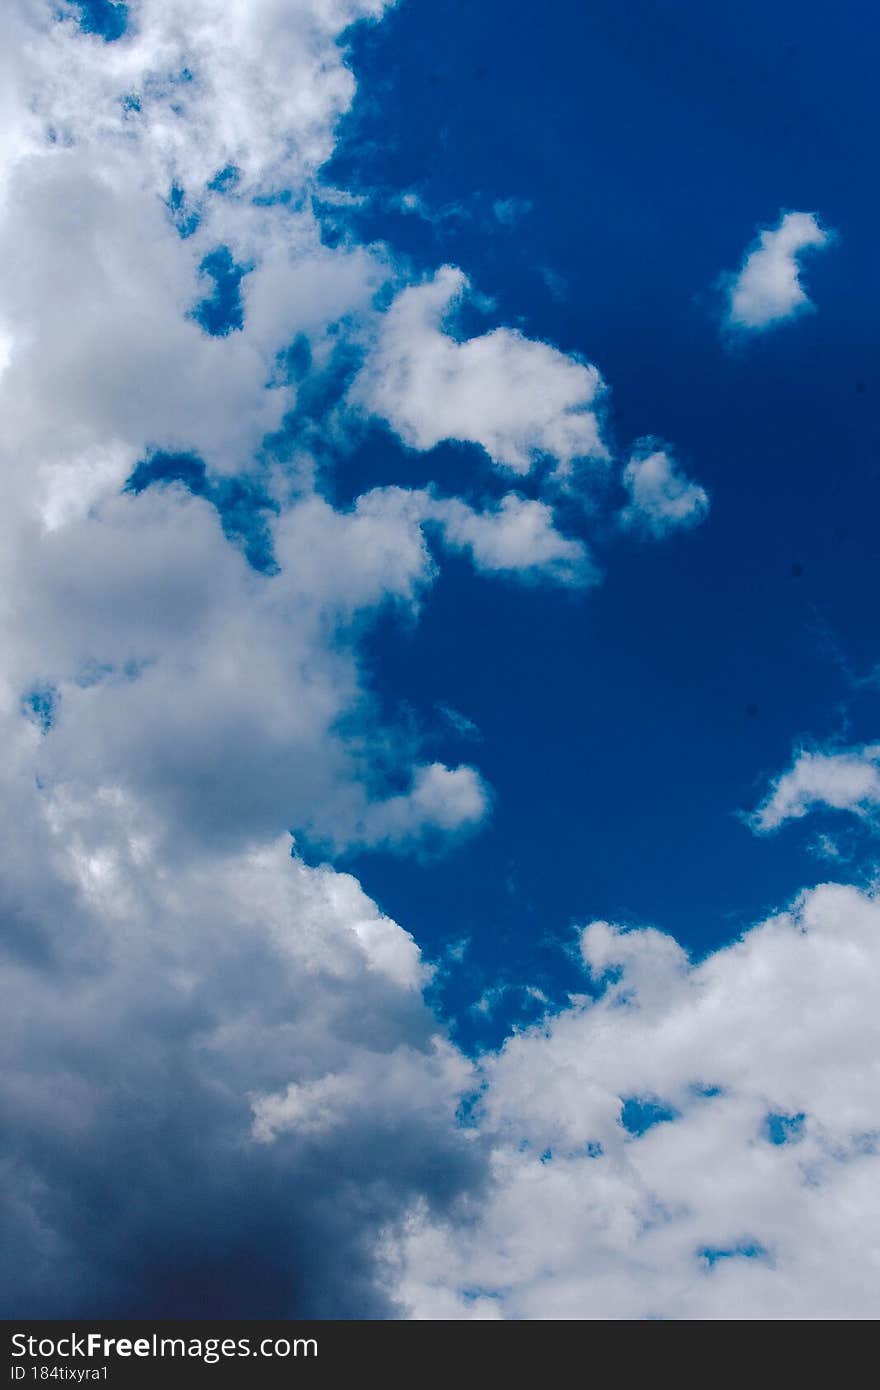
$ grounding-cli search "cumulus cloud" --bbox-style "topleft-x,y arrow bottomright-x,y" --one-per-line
0,0 -> 622,1320
0,808 -> 480,1317
4,0 -> 857,1328
752,744 -> 880,833
619,446 -> 709,538
723,211 -> 831,332
6,484 -> 494,857
384,884 -> 880,1319
43,0 -> 394,197
0,1 -> 487,1318
354,762 -> 490,852
0,0 -> 394,488
351,266 -> 608,474
353,485 -> 598,587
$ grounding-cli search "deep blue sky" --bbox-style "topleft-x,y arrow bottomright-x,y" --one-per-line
311,0 -> 880,1046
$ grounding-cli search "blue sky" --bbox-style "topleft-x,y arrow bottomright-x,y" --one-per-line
316,0 -> 880,1042
2,0 -> 880,1322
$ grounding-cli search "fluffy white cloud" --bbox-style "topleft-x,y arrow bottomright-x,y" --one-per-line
351,485 -> 598,587
251,1038 -> 469,1143
43,0 -> 394,196
5,0 -> 862,1328
353,762 -> 489,852
429,492 -> 597,586
10,487 -> 496,856
619,446 -> 709,538
351,266 -> 608,474
752,744 -> 880,832
723,211 -> 831,332
0,6 -> 491,1316
0,2 -> 500,865
385,883 -> 880,1319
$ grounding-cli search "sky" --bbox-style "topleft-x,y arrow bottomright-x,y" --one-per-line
1,0 -> 879,1321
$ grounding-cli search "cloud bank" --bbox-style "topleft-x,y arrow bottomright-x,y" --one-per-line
386,885 -> 880,1319
0,1 -> 871,1325
0,0 -> 617,1316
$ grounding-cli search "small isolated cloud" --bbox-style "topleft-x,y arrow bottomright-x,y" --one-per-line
723,211 -> 831,332
352,266 -> 608,474
429,492 -> 597,586
356,762 -> 489,852
619,446 -> 709,539
752,743 -> 880,833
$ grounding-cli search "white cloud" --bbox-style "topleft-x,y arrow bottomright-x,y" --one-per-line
4,482 -> 497,857
2,0 -> 851,1327
353,485 -> 598,587
0,0 -> 394,486
0,0 -> 531,1320
0,6 -> 494,1316
385,882 -> 880,1319
0,1 -> 504,865
428,492 -> 597,586
752,744 -> 880,832
723,211 -> 831,332
43,0 -> 395,197
351,266 -> 608,474
620,446 -> 709,538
